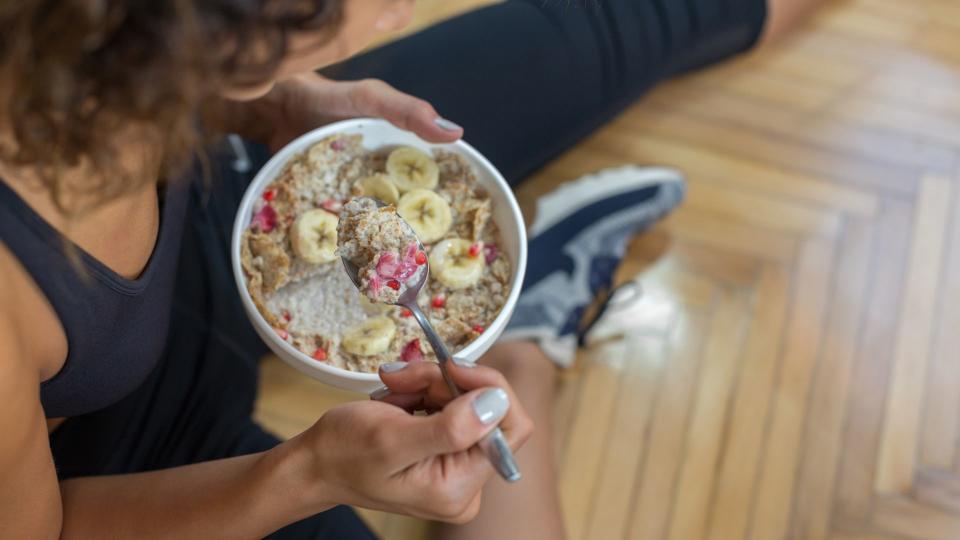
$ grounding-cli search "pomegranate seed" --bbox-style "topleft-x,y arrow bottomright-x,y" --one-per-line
312,348 -> 328,361
250,204 -> 277,233
401,309 -> 413,318
401,339 -> 424,362
321,198 -> 342,214
472,325 -> 485,334
431,295 -> 446,309
468,243 -> 482,257
387,279 -> 401,291
415,251 -> 427,265
282,310 -> 292,322
274,328 -> 289,340
262,189 -> 276,202
331,139 -> 346,151
483,244 -> 499,264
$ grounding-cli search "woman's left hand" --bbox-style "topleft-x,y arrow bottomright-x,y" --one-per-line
245,73 -> 464,151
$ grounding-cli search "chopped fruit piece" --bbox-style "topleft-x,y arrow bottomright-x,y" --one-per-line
483,244 -> 499,264
472,325 -> 485,334
376,252 -> 400,278
331,139 -> 346,151
282,310 -> 292,322
312,348 -> 328,361
431,295 -> 446,309
387,279 -> 401,290
262,189 -> 276,202
468,242 -> 482,258
401,339 -> 424,362
321,198 -> 343,213
368,275 -> 383,295
274,327 -> 289,340
415,251 -> 427,265
251,204 -> 277,233
401,309 -> 413,318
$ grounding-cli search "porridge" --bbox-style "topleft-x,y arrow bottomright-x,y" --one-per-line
240,135 -> 511,373
337,198 -> 426,305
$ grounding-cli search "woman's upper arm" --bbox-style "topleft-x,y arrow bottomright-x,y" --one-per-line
0,303 -> 63,537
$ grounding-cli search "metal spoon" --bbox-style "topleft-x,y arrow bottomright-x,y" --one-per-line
340,198 -> 521,483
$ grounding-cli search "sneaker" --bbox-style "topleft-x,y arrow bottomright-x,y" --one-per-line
500,166 -> 685,367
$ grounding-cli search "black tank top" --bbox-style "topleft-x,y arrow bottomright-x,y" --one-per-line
0,179 -> 188,418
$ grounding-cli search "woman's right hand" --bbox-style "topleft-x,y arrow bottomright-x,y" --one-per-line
289,361 -> 533,523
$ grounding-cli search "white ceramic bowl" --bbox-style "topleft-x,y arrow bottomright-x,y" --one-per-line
231,118 -> 527,394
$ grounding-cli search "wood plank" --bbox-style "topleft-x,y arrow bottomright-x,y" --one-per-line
876,177 -> 953,493
666,289 -> 751,540
914,468 -> 960,515
644,84 -> 957,176
704,264 -> 792,540
871,496 -> 960,540
920,185 -> 960,470
833,199 -> 914,523
583,335 -> 666,540
558,339 -> 631,539
627,311 -> 710,540
658,210 -> 798,264
791,219 -> 876,540
596,124 -> 882,215
617,106 -> 910,205
748,239 -> 837,540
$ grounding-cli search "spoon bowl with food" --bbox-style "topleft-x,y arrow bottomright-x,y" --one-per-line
338,197 -> 521,483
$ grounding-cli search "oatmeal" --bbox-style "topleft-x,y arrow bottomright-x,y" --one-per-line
337,198 -> 426,304
240,135 -> 511,373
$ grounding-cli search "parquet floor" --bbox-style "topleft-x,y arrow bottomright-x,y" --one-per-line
255,1 -> 960,538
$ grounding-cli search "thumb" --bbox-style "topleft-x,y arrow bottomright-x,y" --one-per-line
397,387 -> 510,462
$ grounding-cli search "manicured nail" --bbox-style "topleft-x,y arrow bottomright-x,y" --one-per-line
370,385 -> 391,401
451,357 -> 477,368
434,117 -> 462,132
380,362 -> 408,373
472,388 -> 510,425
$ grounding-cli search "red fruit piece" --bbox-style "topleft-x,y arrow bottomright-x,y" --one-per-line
401,339 -> 424,362
387,279 -> 401,291
415,251 -> 427,265
368,275 -> 383,295
274,327 -> 289,340
251,204 -> 277,233
472,325 -> 485,334
312,348 -> 327,361
321,198 -> 343,214
400,309 -> 413,318
468,242 -> 482,258
431,295 -> 445,309
331,139 -> 346,151
483,244 -> 499,264
282,310 -> 292,322
262,189 -> 276,202
376,252 -> 400,278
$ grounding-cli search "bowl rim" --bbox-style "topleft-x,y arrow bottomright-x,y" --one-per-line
230,118 -> 527,383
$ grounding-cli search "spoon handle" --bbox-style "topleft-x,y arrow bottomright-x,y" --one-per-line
406,302 -> 522,483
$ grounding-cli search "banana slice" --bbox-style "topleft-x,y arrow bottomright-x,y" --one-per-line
397,189 -> 453,244
355,173 -> 400,205
386,147 -> 439,192
341,316 -> 396,356
290,209 -> 339,264
428,238 -> 485,289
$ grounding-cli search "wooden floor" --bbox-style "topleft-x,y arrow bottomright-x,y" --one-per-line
255,0 -> 960,538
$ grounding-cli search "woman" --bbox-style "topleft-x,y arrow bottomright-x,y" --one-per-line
0,0 -> 820,538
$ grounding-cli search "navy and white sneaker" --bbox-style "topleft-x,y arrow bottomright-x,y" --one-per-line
500,166 -> 685,367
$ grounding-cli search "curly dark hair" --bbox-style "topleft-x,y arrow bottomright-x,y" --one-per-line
0,0 -> 345,214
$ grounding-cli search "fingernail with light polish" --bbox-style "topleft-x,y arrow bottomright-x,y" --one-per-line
472,388 -> 509,425
434,117 -> 462,132
380,362 -> 408,373
370,385 -> 391,401
452,357 -> 477,368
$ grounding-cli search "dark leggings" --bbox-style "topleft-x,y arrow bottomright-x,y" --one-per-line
49,1 -> 767,538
